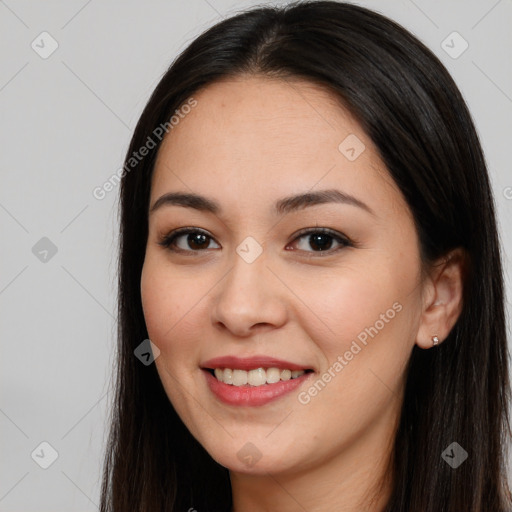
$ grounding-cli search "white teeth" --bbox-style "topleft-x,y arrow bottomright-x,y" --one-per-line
232,369 -> 248,386
211,367 -> 307,386
223,368 -> 233,385
280,369 -> 291,381
266,367 -> 281,384
248,368 -> 266,386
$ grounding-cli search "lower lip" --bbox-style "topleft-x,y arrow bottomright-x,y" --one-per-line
202,369 -> 313,406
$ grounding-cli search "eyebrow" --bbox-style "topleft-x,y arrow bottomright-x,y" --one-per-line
149,189 -> 375,216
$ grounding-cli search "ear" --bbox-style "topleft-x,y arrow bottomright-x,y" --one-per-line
416,248 -> 466,349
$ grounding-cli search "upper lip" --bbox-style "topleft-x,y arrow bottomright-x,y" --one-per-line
201,355 -> 313,372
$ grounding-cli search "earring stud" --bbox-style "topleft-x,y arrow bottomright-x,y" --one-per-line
432,335 -> 439,346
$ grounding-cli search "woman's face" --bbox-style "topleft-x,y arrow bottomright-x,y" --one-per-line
141,76 -> 425,476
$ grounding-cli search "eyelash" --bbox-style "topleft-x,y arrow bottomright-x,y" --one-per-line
157,226 -> 353,256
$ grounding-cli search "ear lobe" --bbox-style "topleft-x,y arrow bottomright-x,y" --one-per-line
415,248 -> 466,349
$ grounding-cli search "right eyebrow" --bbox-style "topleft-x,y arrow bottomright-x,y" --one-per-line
149,192 -> 220,215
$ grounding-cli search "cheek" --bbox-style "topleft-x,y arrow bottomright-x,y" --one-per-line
140,260 -> 205,417
290,261 -> 401,353
291,269 -> 413,429
140,259 -> 198,358
287,248 -> 420,395
141,256 -> 229,378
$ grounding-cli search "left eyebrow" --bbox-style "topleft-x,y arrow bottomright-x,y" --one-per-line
274,189 -> 375,216
149,188 -> 375,217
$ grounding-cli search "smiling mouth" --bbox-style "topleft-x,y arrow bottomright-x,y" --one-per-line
205,367 -> 314,387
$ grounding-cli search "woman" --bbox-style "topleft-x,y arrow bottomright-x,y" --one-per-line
100,1 -> 512,511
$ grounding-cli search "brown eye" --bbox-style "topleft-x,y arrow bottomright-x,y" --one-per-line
158,228 -> 220,252
286,228 -> 352,254
159,227 -> 352,256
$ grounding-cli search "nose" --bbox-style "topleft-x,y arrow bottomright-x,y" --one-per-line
210,247 -> 288,337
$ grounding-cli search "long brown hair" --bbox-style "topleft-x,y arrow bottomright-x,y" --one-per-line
100,2 -> 512,510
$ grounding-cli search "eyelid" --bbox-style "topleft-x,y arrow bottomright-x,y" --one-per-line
158,226 -> 353,254
157,227 -> 218,253
286,227 -> 353,255
289,227 -> 352,245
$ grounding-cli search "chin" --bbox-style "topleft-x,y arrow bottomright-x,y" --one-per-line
200,437 -> 304,476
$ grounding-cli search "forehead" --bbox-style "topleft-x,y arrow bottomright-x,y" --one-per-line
155,75 -> 358,169
150,75 -> 404,218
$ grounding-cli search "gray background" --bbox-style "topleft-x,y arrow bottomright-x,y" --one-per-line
1,0 -> 511,510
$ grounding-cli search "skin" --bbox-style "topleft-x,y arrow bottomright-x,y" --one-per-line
140,75 -> 464,512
